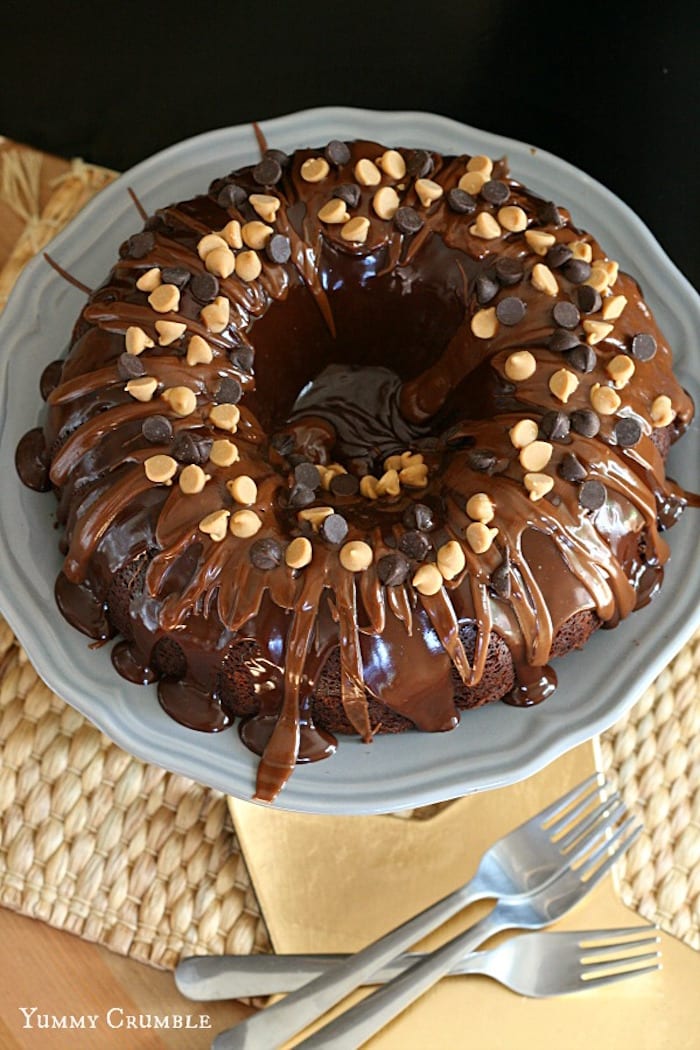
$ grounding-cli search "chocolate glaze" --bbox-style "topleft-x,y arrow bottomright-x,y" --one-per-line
15,136 -> 695,802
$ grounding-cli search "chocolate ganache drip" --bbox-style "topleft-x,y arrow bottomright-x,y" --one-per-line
16,133 -> 695,802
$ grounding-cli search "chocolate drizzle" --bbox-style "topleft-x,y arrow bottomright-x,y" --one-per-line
15,136 -> 695,803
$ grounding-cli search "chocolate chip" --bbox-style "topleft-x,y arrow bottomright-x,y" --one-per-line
552,301 -> 580,329
563,259 -> 591,285
399,530 -> 431,561
495,296 -> 526,326
324,140 -> 351,167
217,182 -> 247,209
548,330 -> 581,353
216,377 -> 242,404
630,333 -> 657,361
320,513 -> 348,546
287,483 -> 316,508
294,461 -> 321,490
271,431 -> 295,457
117,352 -> 145,379
537,201 -> 563,227
161,266 -> 190,289
566,345 -> 597,373
142,415 -> 173,445
545,244 -> 573,270
494,257 -> 524,286
333,183 -> 361,209
266,234 -> 291,264
476,275 -> 499,305
377,552 -> 410,587
403,503 -> 435,531
171,432 -> 212,465
394,206 -> 424,235
253,156 -> 282,186
614,417 -> 643,447
490,551 -> 511,599
446,187 -> 477,214
570,408 -> 601,438
467,448 -> 497,472
577,285 -> 602,315
579,479 -> 606,511
559,452 -> 587,483
249,537 -> 283,571
265,148 -> 290,169
540,410 -> 570,441
230,347 -> 254,374
481,180 -> 510,205
190,272 -> 220,303
125,232 -> 155,259
330,472 -> 360,496
405,149 -> 433,178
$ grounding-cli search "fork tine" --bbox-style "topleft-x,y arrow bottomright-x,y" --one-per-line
536,773 -> 602,826
575,924 -> 659,944
578,962 -> 662,990
580,820 -> 642,885
582,949 -> 662,966
557,795 -> 623,853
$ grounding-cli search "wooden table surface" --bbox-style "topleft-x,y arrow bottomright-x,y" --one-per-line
0,907 -> 254,1049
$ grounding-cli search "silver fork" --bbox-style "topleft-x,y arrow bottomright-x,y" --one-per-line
177,925 -> 660,1000
210,774 -> 630,1050
294,817 -> 641,1049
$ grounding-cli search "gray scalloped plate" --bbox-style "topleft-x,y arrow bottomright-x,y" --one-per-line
0,107 -> 698,814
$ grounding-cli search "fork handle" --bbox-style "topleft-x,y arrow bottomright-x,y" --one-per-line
296,910 -> 509,1049
211,879 -> 487,1049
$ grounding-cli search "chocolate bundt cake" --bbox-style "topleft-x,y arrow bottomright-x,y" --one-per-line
16,132 -> 695,801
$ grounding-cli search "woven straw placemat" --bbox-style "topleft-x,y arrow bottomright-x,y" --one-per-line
0,140 -> 698,966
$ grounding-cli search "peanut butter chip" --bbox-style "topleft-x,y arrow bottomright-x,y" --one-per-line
318,199 -> 350,224
249,194 -> 280,222
519,440 -> 553,472
437,540 -> 466,581
509,418 -> 539,448
301,157 -> 331,183
602,295 -> 628,320
199,509 -> 230,542
650,394 -> 674,428
227,475 -> 258,505
570,241 -> 593,263
186,334 -> 214,366
465,521 -> 499,555
497,205 -> 528,232
341,217 -> 370,244
590,383 -> 622,415
399,463 -> 429,488
179,463 -> 210,494
549,368 -> 579,404
354,158 -> 381,186
125,326 -> 154,355
471,307 -> 498,339
144,454 -> 177,485
415,178 -> 444,207
360,475 -> 379,500
298,506 -> 334,530
470,212 -> 501,240
339,540 -> 374,572
458,171 -> 487,195
205,247 -> 236,278
531,263 -> 558,297
505,350 -> 536,381
155,320 -> 186,346
583,320 -> 614,345
378,149 -> 406,179
584,265 -> 610,293
230,509 -> 262,538
412,563 -> 444,595
466,493 -> 495,523
209,439 -> 239,466
219,220 -> 243,249
241,221 -> 273,250
163,386 -> 197,417
384,454 -> 404,471
197,234 -> 229,260
236,251 -> 262,282
606,354 -> 636,388
136,267 -> 161,292
524,472 -> 555,501
148,284 -> 180,314
466,154 -> 493,177
285,536 -> 313,569
201,296 -> 230,333
600,260 -> 619,285
125,376 -> 158,402
373,186 -> 400,220
209,402 -> 240,432
525,230 -> 556,256
376,468 -> 401,497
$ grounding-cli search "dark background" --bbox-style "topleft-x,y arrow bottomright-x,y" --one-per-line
1,0 -> 698,289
